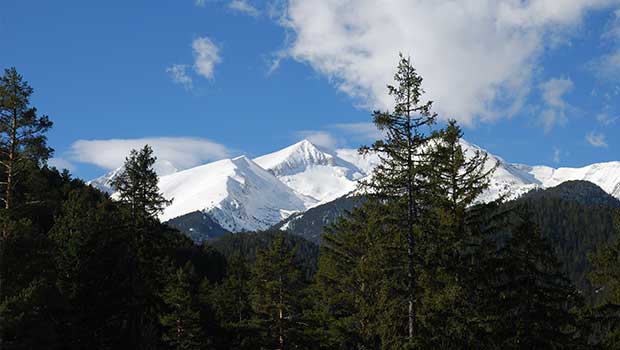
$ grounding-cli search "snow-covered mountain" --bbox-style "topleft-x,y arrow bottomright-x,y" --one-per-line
254,140 -> 368,203
88,167 -> 124,194
88,138 -> 620,236
522,162 -> 620,198
157,155 -> 316,232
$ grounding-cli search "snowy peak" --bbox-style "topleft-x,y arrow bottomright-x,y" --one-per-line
254,140 -> 367,203
255,139 -> 342,176
88,167 -> 123,194
158,155 -> 316,233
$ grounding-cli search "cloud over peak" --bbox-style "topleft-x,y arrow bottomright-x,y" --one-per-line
69,137 -> 231,175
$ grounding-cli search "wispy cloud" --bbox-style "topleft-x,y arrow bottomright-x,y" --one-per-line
332,122 -> 383,142
587,50 -> 620,80
295,122 -> 384,149
585,131 -> 608,148
48,157 -> 76,172
297,130 -> 339,149
596,112 -> 619,126
195,0 -> 206,7
602,8 -> 620,41
539,78 -> 574,132
166,64 -> 193,90
192,37 -> 221,79
228,0 -> 259,17
552,147 -> 561,164
69,137 -> 231,175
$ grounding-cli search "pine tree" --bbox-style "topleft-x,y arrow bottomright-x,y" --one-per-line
0,67 -> 53,350
316,200 -> 395,349
209,254 -> 256,349
477,218 -> 587,349
413,120 -> 496,347
112,145 -> 171,350
160,263 -> 206,350
359,54 -> 437,342
49,187 -> 133,349
589,212 -> 620,347
250,233 -> 308,350
0,67 -> 53,211
112,145 -> 171,225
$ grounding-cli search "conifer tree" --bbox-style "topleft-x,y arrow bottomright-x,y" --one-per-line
112,145 -> 171,226
250,233 -> 307,350
589,212 -> 620,347
477,218 -> 586,349
316,200 -> 395,349
50,187 -> 132,349
360,54 -> 437,341
410,120 -> 495,347
0,67 -> 53,350
160,263 -> 206,350
210,254 -> 255,348
112,145 -> 171,349
0,67 -> 53,211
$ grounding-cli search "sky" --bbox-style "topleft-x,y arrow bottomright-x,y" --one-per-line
1,0 -> 619,180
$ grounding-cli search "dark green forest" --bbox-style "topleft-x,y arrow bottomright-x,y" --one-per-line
3,57 -> 620,350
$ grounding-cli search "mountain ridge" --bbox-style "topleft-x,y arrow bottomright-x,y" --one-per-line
88,138 -> 620,241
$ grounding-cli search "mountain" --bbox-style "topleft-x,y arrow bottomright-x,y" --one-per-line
88,167 -> 123,194
157,155 -> 316,233
88,138 -> 620,242
273,195 -> 363,244
165,211 -> 230,243
254,139 -> 369,203
87,160 -> 180,194
521,162 -> 620,198
507,181 -> 620,301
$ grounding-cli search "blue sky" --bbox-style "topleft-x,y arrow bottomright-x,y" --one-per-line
1,0 -> 619,180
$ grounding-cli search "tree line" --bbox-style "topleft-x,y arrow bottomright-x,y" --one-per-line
2,57 -> 620,349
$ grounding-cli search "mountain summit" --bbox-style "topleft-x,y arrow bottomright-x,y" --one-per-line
254,139 -> 368,203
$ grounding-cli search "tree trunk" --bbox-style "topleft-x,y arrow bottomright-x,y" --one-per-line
0,109 -> 18,350
278,275 -> 284,350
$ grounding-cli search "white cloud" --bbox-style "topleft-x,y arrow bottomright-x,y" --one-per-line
69,137 -> 231,175
48,157 -> 76,172
228,0 -> 259,17
166,64 -> 193,90
596,112 -> 619,125
539,78 -> 574,132
296,122 -> 384,150
552,147 -> 561,163
277,0 -> 620,124
586,131 -> 608,147
331,122 -> 383,142
192,37 -> 221,79
603,8 -> 620,40
588,50 -> 620,79
297,130 -> 339,149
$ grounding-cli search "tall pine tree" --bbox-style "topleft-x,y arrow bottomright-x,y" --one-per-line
0,68 -> 53,350
112,145 -> 172,350
360,54 -> 437,342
